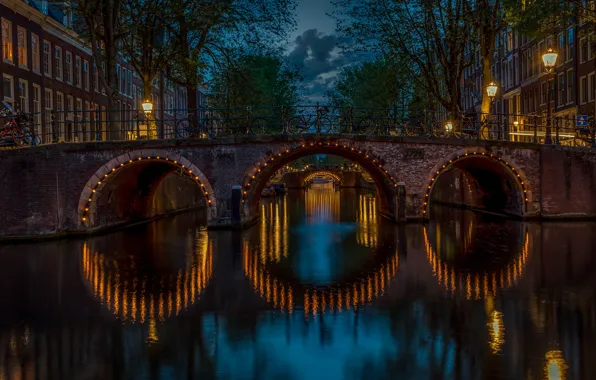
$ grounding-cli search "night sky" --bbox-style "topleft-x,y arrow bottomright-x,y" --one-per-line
288,0 -> 352,103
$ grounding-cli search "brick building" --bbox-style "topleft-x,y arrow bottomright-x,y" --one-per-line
462,15 -> 596,144
0,0 -> 198,143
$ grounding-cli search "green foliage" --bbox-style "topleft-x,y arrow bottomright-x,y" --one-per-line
326,58 -> 411,112
208,54 -> 301,110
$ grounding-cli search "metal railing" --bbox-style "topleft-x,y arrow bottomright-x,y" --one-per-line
1,105 -> 595,148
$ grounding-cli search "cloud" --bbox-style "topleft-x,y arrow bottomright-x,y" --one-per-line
287,29 -> 350,101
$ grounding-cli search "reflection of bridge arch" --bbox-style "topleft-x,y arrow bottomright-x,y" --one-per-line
303,170 -> 342,185
242,240 -> 398,316
81,231 -> 213,323
423,227 -> 529,299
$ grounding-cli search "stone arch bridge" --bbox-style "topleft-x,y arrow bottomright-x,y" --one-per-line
1,135 -> 596,239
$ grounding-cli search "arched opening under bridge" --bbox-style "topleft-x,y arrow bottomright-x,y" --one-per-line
240,141 -> 402,224
423,150 -> 530,218
78,150 -> 215,230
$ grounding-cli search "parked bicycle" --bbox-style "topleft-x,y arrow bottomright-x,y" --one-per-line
0,102 -> 41,146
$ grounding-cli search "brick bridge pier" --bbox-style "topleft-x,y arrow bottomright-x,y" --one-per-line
1,135 -> 596,239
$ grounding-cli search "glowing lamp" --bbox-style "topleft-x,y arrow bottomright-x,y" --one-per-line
141,100 -> 153,115
486,82 -> 498,100
542,48 -> 558,72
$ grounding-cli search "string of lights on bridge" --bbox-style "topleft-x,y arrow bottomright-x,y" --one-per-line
80,153 -> 214,225
421,150 -> 530,215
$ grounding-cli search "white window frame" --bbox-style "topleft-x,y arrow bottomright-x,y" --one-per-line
44,88 -> 53,143
2,74 -> 14,108
75,55 -> 81,88
580,75 -> 588,105
54,46 -> 63,81
18,79 -> 28,113
83,59 -> 90,92
32,84 -> 41,137
1,18 -> 13,64
43,40 -> 51,77
31,33 -> 40,74
55,91 -> 64,139
65,51 -> 73,84
566,69 -> 574,104
17,26 -> 27,69
557,73 -> 565,107
589,72 -> 596,102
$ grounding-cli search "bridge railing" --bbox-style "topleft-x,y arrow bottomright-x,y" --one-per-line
1,105 -> 595,148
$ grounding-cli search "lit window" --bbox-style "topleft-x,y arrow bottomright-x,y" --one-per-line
1,18 -> 13,63
17,26 -> 26,68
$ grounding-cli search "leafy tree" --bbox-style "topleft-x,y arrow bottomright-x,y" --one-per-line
326,58 -> 412,114
334,0 -> 474,117
208,54 -> 301,110
167,0 -> 297,112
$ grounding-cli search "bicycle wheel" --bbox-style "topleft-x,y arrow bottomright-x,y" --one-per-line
318,117 -> 337,133
12,128 -> 25,145
357,118 -> 377,135
287,116 -> 308,134
250,118 -> 268,135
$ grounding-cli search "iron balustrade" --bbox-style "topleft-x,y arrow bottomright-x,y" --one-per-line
1,105 -> 596,148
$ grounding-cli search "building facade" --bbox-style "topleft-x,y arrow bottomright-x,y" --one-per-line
1,0 -> 197,143
462,16 -> 596,144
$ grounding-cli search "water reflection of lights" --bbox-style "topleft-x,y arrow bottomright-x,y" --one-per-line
357,194 -> 378,248
81,231 -> 213,323
260,197 -> 289,263
305,183 -> 340,222
544,350 -> 568,380
488,310 -> 505,354
423,227 -> 529,299
243,241 -> 398,316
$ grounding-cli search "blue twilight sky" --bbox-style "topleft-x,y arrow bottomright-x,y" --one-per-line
287,0 -> 353,103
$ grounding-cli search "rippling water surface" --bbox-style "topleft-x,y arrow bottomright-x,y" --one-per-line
1,183 -> 596,379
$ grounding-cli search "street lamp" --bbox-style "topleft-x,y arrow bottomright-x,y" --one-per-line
486,81 -> 498,101
141,100 -> 153,116
542,48 -> 558,144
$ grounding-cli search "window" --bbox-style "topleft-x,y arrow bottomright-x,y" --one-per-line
84,101 -> 90,141
93,60 -> 99,92
558,73 -> 565,106
18,80 -> 28,113
31,33 -> 40,73
1,18 -> 13,63
566,27 -> 574,62
127,70 -> 132,96
590,72 -> 596,102
567,69 -> 574,104
75,98 -> 83,142
83,60 -> 89,91
55,46 -> 63,81
43,40 -> 51,76
541,82 -> 548,105
56,92 -> 64,139
32,85 -> 41,139
581,76 -> 588,104
120,67 -> 126,95
116,64 -> 120,92
590,33 -> 596,60
74,56 -> 81,88
66,95 -> 73,122
17,26 -> 26,68
558,33 -> 565,65
44,89 -> 52,142
65,51 -> 73,84
2,74 -> 14,108
101,63 -> 106,94
581,37 -> 588,63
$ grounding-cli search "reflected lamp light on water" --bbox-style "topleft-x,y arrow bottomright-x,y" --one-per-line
488,310 -> 504,354
544,350 -> 568,380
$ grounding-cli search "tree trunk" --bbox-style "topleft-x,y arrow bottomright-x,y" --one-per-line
481,54 -> 492,118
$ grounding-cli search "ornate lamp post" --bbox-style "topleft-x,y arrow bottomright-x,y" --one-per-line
141,100 -> 153,140
485,81 -> 499,139
542,48 -> 558,144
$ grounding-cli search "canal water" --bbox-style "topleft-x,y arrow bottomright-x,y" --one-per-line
0,183 -> 595,379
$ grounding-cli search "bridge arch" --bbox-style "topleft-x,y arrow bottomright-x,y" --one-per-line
422,149 -> 531,217
78,149 -> 216,229
302,170 -> 342,185
240,139 -> 400,221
